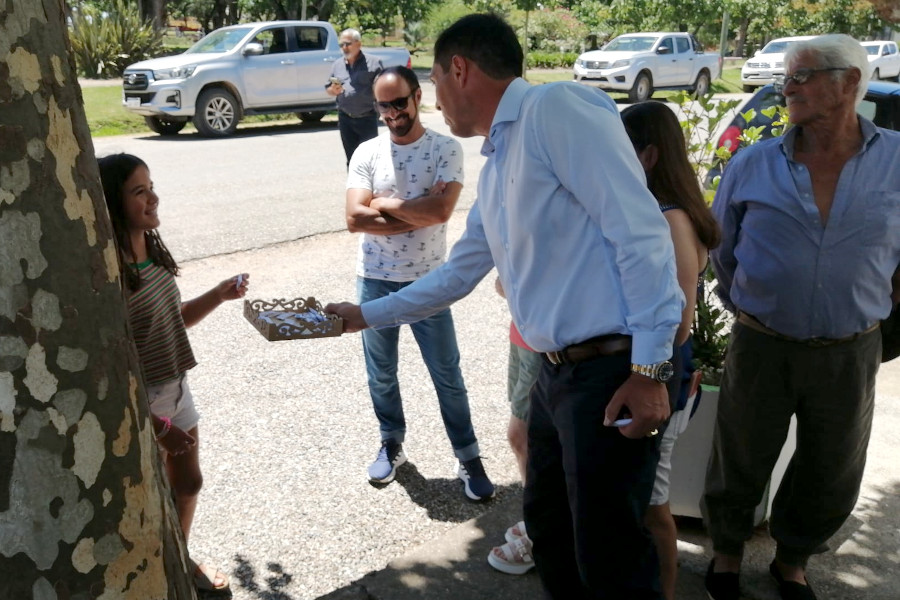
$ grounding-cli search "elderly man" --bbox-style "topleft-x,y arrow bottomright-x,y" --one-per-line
326,28 -> 382,166
345,66 -> 494,501
703,34 -> 900,600
329,13 -> 682,599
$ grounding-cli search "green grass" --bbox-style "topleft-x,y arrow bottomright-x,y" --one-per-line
81,86 -> 151,136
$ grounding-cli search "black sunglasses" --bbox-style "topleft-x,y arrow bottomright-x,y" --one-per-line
773,67 -> 848,91
339,41 -> 354,47
374,92 -> 417,114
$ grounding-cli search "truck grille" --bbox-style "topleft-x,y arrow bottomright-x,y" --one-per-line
123,72 -> 150,91
746,61 -> 770,69
585,60 -> 609,69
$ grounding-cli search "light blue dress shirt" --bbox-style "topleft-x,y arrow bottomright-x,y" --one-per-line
363,78 -> 682,364
712,117 -> 900,339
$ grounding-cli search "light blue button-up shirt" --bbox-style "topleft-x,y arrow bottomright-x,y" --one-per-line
712,117 -> 900,339
363,78 -> 682,364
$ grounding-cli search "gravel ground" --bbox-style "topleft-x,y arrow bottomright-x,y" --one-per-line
175,215 -> 519,600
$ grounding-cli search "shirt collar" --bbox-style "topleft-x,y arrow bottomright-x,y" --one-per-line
780,115 -> 880,160
481,78 -> 530,157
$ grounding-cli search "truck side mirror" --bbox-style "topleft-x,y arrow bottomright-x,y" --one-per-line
243,42 -> 264,56
657,46 -> 671,55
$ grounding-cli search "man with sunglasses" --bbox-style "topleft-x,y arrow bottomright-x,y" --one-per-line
326,29 -> 383,166
704,35 -> 900,600
342,66 -> 494,501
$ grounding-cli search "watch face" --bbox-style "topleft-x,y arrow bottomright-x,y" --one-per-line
657,361 -> 675,382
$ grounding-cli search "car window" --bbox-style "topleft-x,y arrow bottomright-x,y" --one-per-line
865,45 -> 880,56
251,28 -> 288,54
676,37 -> 691,54
185,27 -> 252,53
859,99 -> 877,121
760,40 -> 791,54
603,36 -> 658,52
659,37 -> 675,53
294,26 -> 327,51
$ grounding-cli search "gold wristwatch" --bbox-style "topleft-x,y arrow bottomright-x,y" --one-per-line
630,361 -> 675,383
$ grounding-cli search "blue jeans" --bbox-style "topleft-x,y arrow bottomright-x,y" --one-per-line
357,277 -> 479,460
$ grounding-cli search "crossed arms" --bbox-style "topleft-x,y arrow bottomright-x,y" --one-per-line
345,179 -> 462,235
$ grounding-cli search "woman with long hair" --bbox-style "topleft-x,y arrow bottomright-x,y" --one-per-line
621,101 -> 721,600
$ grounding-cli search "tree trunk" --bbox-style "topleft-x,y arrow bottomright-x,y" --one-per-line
0,1 -> 196,598
736,17 -> 749,58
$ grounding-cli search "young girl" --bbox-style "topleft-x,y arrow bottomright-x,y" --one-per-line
621,102 -> 721,600
99,153 -> 248,594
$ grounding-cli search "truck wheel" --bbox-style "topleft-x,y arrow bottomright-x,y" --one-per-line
193,88 -> 240,137
742,84 -> 755,93
297,111 -> 326,123
628,72 -> 652,103
692,70 -> 711,98
144,116 -> 186,136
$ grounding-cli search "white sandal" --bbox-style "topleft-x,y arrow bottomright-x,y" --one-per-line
504,520 -> 527,544
487,536 -> 535,575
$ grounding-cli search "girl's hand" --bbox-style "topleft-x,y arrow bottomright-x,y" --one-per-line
216,273 -> 249,302
158,423 -> 196,456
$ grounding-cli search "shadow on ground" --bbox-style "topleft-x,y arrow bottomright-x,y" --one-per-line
389,461 -> 520,522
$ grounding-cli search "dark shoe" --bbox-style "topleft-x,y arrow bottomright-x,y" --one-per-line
457,456 -> 495,501
769,560 -> 818,600
705,559 -> 740,600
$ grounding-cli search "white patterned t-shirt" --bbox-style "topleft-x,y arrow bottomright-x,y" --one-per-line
347,129 -> 464,281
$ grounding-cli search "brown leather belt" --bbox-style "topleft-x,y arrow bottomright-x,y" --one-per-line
737,312 -> 879,347
544,334 -> 632,365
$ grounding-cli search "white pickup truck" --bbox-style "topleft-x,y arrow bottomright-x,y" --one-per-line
573,32 -> 722,102
121,21 -> 411,136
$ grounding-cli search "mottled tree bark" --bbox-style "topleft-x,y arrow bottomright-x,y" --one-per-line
0,1 -> 195,598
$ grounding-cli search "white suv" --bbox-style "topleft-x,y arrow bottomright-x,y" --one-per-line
862,41 -> 900,81
740,36 -> 815,92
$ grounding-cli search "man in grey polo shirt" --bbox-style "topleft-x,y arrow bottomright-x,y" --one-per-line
326,28 -> 383,166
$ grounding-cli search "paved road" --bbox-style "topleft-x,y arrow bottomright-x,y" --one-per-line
90,80 -> 487,262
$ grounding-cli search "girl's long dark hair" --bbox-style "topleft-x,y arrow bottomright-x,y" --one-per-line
98,153 -> 179,291
621,101 -> 721,250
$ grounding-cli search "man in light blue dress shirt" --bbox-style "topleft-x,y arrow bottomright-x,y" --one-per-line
703,35 -> 900,600
328,14 -> 683,599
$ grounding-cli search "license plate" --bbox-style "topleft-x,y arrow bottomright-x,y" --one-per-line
125,97 -> 141,107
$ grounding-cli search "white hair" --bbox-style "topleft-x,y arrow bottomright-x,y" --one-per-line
340,29 -> 361,42
785,34 -> 868,105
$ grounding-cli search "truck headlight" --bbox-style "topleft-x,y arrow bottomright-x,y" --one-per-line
610,60 -> 631,69
154,65 -> 197,80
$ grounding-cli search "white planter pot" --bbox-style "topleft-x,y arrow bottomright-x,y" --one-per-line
668,385 -> 797,524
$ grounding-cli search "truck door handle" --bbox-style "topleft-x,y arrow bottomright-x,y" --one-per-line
281,59 -> 295,65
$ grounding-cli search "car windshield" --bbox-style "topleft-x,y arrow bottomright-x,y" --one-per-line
759,40 -> 796,54
185,27 -> 253,54
603,36 -> 658,52
864,45 -> 881,56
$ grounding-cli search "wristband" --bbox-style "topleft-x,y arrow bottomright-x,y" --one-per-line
156,416 -> 172,439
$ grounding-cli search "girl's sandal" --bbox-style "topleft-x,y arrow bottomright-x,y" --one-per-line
487,536 -> 535,575
504,520 -> 527,544
191,560 -> 230,593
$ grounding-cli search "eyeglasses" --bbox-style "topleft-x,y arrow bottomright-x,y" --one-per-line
339,41 -> 354,48
773,67 -> 848,91
374,93 -> 416,114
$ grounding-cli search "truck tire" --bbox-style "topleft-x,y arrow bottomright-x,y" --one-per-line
193,88 -> 240,137
692,70 -> 711,98
742,84 -> 755,93
628,72 -> 652,103
297,111 -> 326,123
144,116 -> 186,136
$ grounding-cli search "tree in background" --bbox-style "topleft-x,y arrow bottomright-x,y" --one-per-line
0,1 -> 194,597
